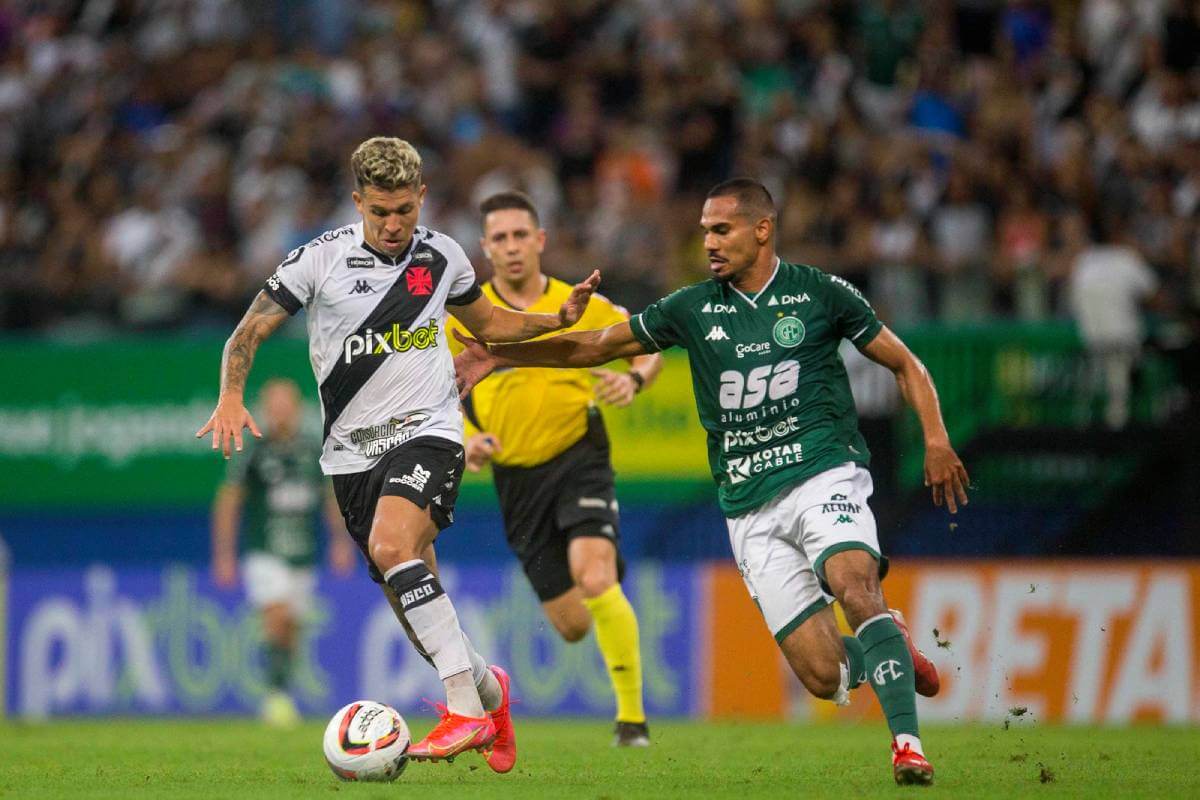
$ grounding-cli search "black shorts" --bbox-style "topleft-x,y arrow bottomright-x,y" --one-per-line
492,409 -> 624,602
331,435 -> 464,583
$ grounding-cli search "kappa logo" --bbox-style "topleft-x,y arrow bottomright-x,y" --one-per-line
705,326 -> 730,341
766,293 -> 812,306
873,659 -> 904,685
346,256 -> 375,269
350,280 -> 375,295
406,266 -> 433,295
834,514 -> 855,524
701,302 -> 738,314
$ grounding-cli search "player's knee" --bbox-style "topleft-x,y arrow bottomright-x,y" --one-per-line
796,660 -> 841,700
574,565 -> 616,599
368,536 -> 415,573
837,580 -> 886,625
553,617 -> 591,643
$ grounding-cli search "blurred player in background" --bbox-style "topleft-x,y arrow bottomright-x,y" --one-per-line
210,377 -> 356,726
453,179 -> 969,786
197,137 -> 600,768
447,191 -> 663,746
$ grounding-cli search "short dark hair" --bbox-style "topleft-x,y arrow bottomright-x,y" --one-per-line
479,190 -> 540,227
706,178 -> 776,220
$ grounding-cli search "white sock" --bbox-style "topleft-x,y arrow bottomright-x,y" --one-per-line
444,670 -> 485,718
832,661 -> 851,707
462,631 -> 503,712
895,733 -> 924,756
383,560 -> 479,714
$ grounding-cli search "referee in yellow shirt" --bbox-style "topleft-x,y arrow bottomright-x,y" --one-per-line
447,191 -> 663,746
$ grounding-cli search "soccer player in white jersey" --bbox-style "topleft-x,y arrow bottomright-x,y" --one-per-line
197,137 -> 601,770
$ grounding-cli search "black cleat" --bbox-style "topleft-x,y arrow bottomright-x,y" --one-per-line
613,721 -> 650,748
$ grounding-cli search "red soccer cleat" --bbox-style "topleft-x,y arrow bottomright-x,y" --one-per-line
892,740 -> 935,786
407,707 -> 496,763
481,665 -> 517,773
890,608 -> 940,697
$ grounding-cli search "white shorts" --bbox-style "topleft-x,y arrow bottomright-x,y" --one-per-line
726,462 -> 884,643
242,551 -> 316,615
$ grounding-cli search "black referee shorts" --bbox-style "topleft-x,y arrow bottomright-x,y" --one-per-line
332,435 -> 464,583
492,409 -> 625,602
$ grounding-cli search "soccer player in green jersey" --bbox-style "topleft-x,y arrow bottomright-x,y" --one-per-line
211,378 -> 356,726
453,178 -> 969,786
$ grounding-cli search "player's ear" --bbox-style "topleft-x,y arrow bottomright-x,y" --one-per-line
352,191 -> 362,214
480,237 -> 491,260
756,216 -> 773,245
536,228 -> 546,253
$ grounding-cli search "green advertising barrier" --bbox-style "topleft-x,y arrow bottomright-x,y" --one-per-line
1,322 -> 1180,507
0,336 -> 710,509
896,322 -> 1179,488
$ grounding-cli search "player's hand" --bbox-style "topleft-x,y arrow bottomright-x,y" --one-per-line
925,441 -> 969,514
213,553 -> 237,588
591,368 -> 637,407
196,396 -> 262,459
558,270 -> 601,328
465,432 -> 502,472
452,329 -> 497,400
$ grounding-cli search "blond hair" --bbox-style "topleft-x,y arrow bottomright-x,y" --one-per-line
350,137 -> 423,191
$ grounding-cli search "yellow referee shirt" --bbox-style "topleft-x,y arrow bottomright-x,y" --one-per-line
446,277 -> 630,468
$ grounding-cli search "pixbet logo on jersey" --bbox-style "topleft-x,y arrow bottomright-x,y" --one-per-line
343,318 -> 439,364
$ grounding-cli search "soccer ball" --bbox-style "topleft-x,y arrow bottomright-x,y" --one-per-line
322,700 -> 410,782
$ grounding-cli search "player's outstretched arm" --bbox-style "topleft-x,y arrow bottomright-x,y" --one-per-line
453,321 -> 648,400
195,291 -> 290,458
450,270 -> 601,343
861,326 -> 970,513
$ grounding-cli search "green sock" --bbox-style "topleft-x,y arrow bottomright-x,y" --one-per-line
858,616 -> 918,736
842,636 -> 866,689
265,643 -> 292,691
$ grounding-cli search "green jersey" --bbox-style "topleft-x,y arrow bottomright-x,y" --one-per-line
629,260 -> 882,516
226,435 -> 325,567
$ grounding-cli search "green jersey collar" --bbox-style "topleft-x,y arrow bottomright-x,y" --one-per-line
728,257 -> 781,309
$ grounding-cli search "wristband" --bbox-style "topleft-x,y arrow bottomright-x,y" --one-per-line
628,370 -> 645,393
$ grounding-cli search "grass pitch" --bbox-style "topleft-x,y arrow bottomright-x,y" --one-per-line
0,718 -> 1196,799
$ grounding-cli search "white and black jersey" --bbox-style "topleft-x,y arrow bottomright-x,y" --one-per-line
263,222 -> 482,475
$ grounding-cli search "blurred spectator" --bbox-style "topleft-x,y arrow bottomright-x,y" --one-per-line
1068,216 -> 1162,429
0,0 -> 1192,339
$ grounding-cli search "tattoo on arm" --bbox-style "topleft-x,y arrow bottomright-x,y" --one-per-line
219,292 -> 289,397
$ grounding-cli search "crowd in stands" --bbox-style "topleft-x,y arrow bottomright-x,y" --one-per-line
0,0 -> 1197,337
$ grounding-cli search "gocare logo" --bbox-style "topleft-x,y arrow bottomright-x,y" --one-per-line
343,318 -> 439,364
735,342 -> 771,359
